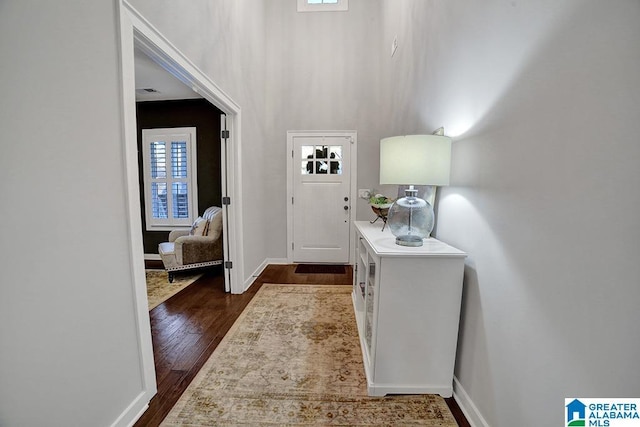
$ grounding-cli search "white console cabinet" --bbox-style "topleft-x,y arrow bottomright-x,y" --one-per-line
352,221 -> 466,397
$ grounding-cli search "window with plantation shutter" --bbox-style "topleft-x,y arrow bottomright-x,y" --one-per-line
142,127 -> 198,230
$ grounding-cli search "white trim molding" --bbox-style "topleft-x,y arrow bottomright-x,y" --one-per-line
116,0 -> 246,423
121,0 -> 244,295
109,391 -> 148,427
115,3 -> 157,425
243,258 -> 289,292
453,376 -> 491,427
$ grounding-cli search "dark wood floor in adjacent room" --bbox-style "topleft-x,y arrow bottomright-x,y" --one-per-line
134,264 -> 469,427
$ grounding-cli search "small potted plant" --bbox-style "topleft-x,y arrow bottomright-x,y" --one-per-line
369,193 -> 394,228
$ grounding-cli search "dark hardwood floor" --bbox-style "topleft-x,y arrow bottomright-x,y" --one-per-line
134,264 -> 469,427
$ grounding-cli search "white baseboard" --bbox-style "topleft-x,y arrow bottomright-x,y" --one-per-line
242,258 -> 289,292
144,253 -> 161,261
110,390 -> 151,427
265,257 -> 289,265
453,376 -> 490,427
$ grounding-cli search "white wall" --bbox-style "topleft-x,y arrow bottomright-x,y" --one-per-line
116,2 -> 639,425
264,0 -> 385,226
128,0 -> 387,272
377,1 -> 640,425
6,1 -> 634,425
0,1 -> 151,425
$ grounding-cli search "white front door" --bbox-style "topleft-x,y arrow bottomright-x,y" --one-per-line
288,132 -> 355,263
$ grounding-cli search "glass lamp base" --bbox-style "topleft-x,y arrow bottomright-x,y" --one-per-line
387,186 -> 435,247
395,235 -> 425,247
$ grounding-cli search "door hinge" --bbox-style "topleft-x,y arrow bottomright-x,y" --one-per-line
291,197 -> 294,204
292,242 -> 294,250
224,261 -> 233,269
222,196 -> 231,205
221,130 -> 230,139
292,150 -> 294,158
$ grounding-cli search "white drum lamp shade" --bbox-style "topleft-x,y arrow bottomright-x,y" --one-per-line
379,135 -> 452,246
380,135 -> 451,186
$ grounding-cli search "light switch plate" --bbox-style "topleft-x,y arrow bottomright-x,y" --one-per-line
358,189 -> 371,200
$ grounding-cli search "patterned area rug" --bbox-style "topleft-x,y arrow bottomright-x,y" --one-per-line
161,284 -> 457,426
146,270 -> 203,310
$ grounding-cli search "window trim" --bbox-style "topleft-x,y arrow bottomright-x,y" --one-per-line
142,127 -> 198,231
297,0 -> 348,13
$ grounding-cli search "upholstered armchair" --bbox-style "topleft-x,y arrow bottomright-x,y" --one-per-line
158,206 -> 224,282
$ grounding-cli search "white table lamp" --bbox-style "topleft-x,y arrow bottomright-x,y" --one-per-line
380,134 -> 451,246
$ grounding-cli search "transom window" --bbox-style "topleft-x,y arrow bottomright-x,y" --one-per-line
297,0 -> 348,12
301,145 -> 343,175
142,127 -> 198,230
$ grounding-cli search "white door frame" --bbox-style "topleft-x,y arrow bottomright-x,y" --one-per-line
117,1 -> 245,419
286,130 -> 357,264
119,2 -> 245,290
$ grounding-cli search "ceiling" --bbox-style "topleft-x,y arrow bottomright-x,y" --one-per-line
134,48 -> 202,102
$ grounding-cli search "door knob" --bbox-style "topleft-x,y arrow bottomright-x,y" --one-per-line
344,205 -> 349,210
344,197 -> 349,201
